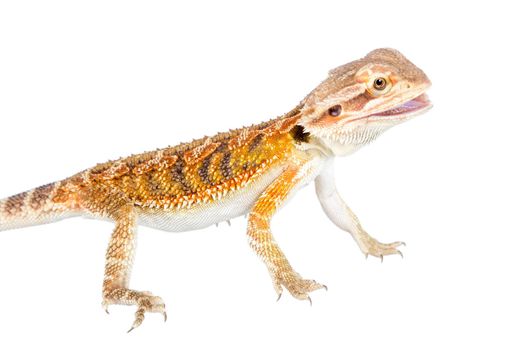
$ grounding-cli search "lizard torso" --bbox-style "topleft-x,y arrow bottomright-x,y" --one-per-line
68,106 -> 316,231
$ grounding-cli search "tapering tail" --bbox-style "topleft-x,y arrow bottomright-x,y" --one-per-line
0,181 -> 80,232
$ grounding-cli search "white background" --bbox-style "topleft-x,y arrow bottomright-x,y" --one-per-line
0,1 -> 523,349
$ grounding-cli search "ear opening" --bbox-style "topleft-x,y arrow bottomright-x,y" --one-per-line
290,125 -> 311,143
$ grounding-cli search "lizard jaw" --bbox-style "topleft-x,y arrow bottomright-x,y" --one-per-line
367,93 -> 432,121
310,92 -> 432,156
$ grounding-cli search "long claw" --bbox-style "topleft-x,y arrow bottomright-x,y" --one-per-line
105,289 -> 165,332
401,242 -> 406,246
380,254 -> 384,263
307,296 -> 312,306
365,253 -> 369,259
322,284 -> 328,291
102,301 -> 110,314
398,251 -> 404,259
276,292 -> 282,302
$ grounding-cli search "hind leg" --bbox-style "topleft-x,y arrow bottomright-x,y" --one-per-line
101,206 -> 166,332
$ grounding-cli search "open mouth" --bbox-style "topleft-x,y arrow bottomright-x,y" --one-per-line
372,93 -> 432,117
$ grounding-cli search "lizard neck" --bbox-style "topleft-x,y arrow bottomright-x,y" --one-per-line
292,107 -> 392,157
309,124 -> 393,157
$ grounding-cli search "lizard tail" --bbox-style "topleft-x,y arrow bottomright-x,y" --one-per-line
0,181 -> 80,232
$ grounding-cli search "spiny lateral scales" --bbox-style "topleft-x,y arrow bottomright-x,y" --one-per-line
0,48 -> 432,332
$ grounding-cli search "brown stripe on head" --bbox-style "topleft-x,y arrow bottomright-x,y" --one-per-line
344,92 -> 372,112
304,92 -> 372,129
30,183 -> 55,210
3,191 -> 27,216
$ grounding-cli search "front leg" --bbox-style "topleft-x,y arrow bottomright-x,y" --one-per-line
314,160 -> 404,261
247,156 -> 326,302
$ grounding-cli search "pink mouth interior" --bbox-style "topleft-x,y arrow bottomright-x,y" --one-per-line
373,93 -> 431,117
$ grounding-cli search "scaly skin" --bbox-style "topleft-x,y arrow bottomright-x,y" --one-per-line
0,48 -> 432,331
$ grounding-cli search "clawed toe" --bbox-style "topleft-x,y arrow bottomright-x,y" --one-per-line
130,296 -> 166,331
103,289 -> 166,332
362,239 -> 405,261
272,271 -> 327,303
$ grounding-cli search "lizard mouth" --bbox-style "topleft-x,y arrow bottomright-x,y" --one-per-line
371,93 -> 432,119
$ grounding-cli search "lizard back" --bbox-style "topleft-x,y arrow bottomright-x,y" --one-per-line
0,106 -> 306,232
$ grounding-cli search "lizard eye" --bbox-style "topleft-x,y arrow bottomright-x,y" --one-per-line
373,77 -> 387,90
368,76 -> 392,96
328,104 -> 342,117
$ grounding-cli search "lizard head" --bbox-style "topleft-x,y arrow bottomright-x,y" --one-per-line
298,48 -> 432,156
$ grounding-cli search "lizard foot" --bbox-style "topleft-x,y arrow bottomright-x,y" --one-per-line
271,269 -> 326,303
102,288 -> 166,332
361,237 -> 405,262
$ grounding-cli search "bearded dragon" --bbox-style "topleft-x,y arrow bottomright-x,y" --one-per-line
0,48 -> 432,332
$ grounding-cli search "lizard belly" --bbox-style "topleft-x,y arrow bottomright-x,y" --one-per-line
136,166 -> 285,232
